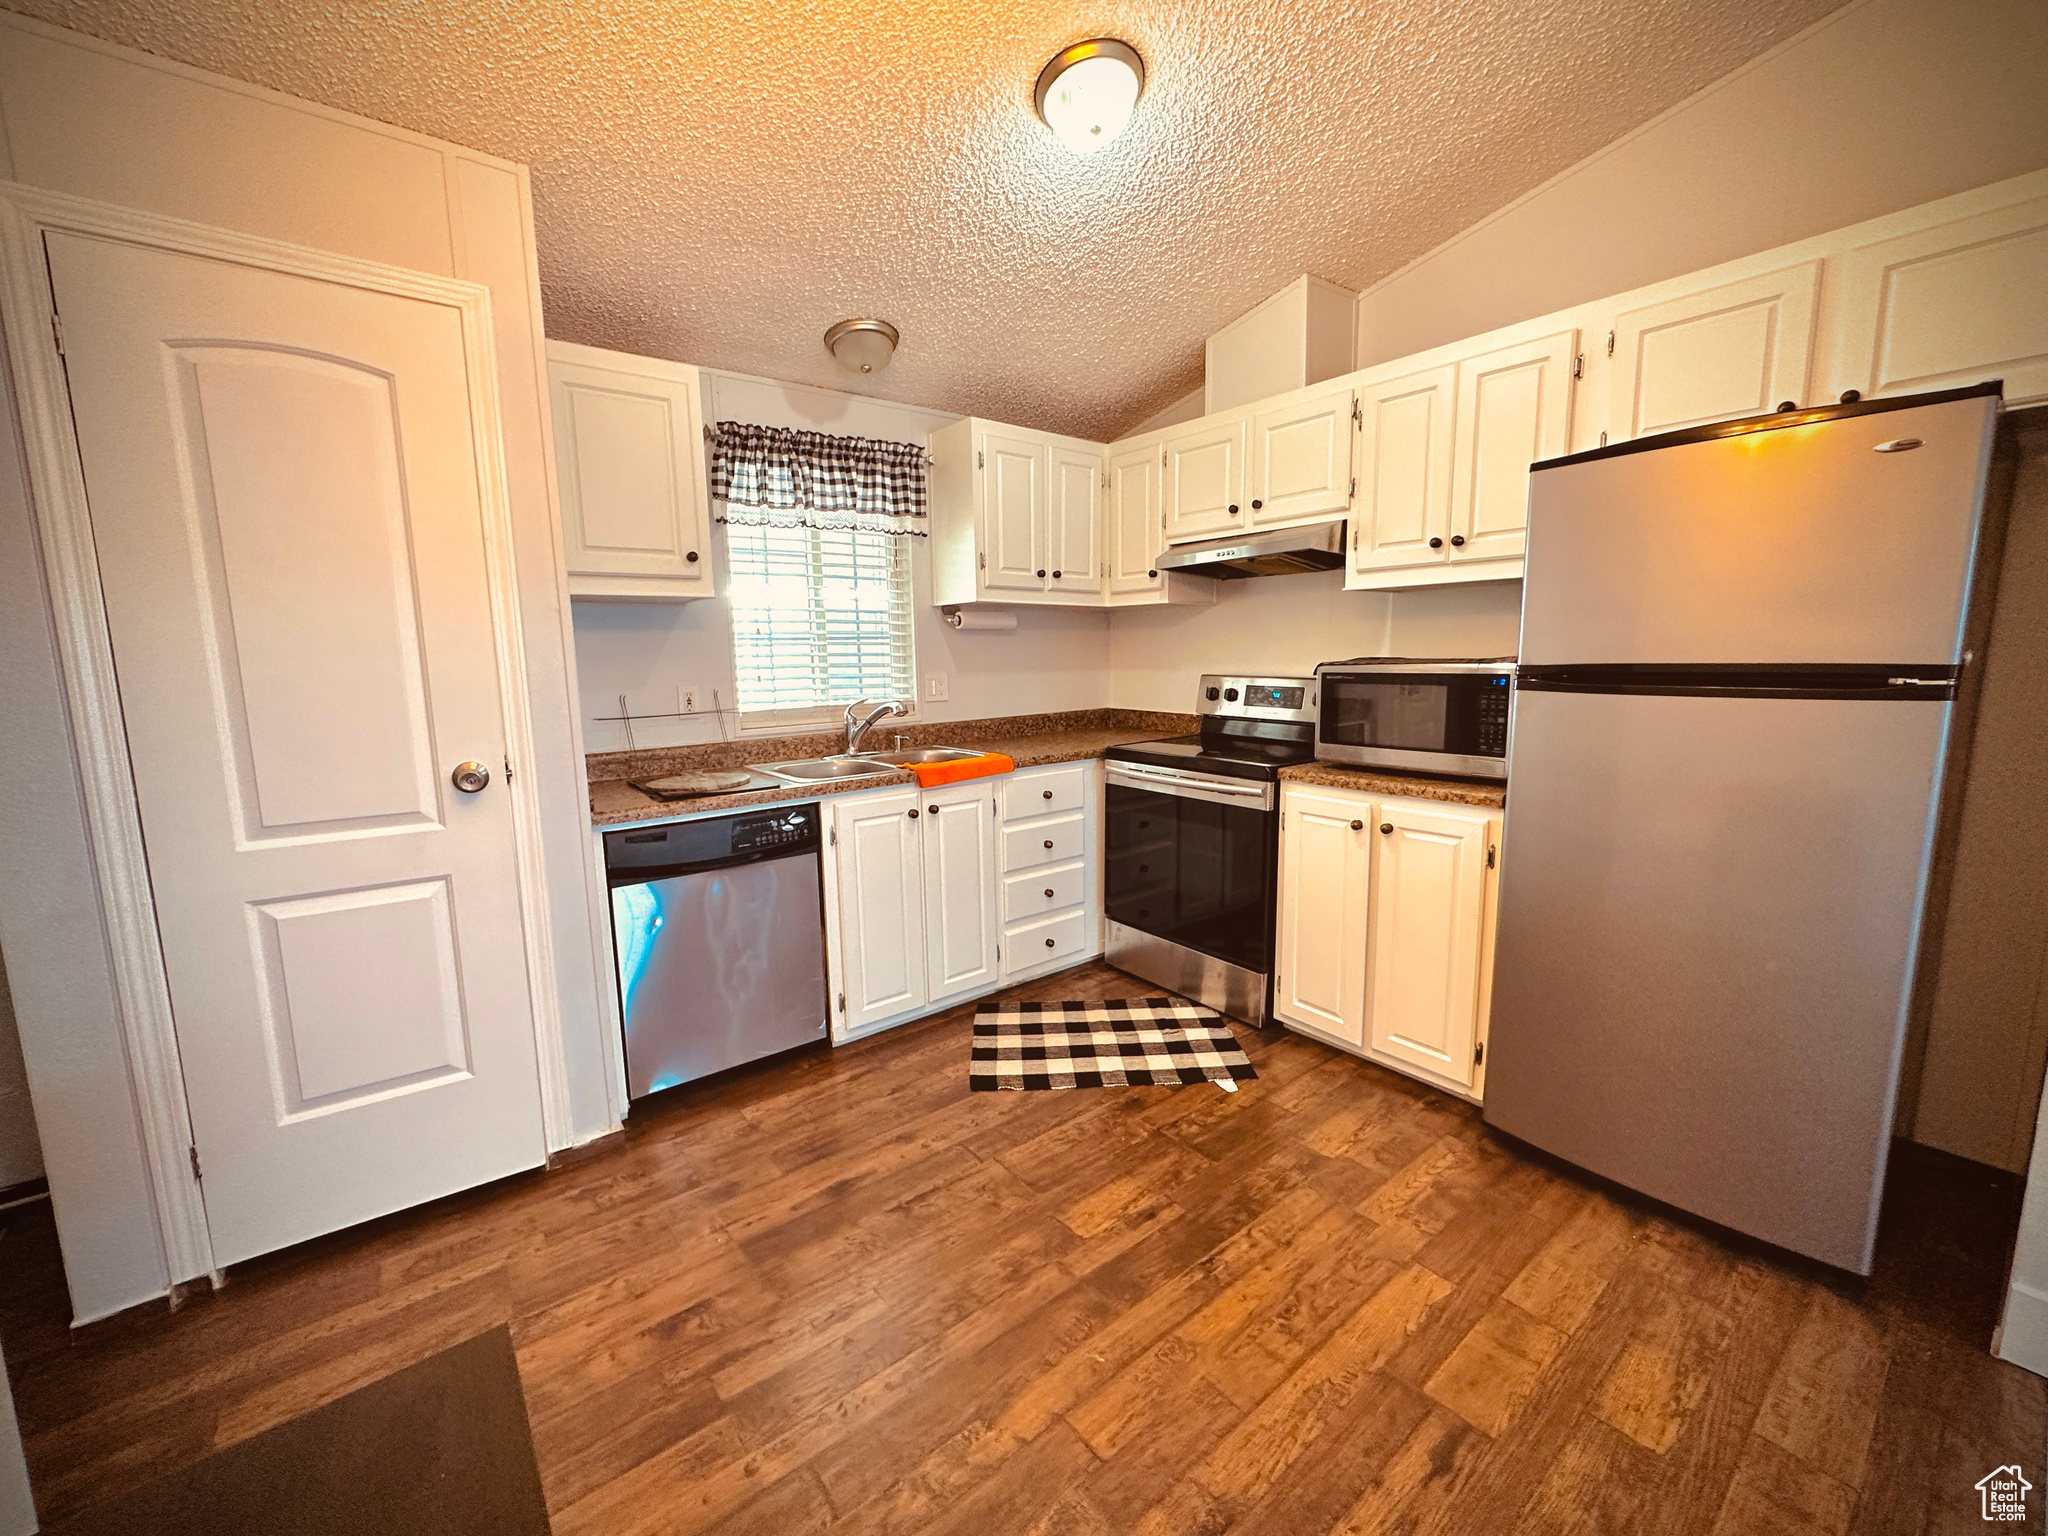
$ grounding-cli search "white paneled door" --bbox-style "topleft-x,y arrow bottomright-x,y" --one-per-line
1367,806 -> 1491,1090
46,232 -> 546,1267
920,783 -> 1000,1006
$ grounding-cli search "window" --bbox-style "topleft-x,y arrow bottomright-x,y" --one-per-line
726,521 -> 916,725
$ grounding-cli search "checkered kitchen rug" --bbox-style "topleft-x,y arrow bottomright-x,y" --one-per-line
969,997 -> 1258,1091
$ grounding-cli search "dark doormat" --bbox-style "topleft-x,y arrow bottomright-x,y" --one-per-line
47,1326 -> 549,1536
971,997 -> 1258,1090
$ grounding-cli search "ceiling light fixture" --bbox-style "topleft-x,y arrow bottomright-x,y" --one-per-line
824,317 -> 899,375
1034,38 -> 1145,156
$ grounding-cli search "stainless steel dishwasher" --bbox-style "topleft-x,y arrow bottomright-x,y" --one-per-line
604,802 -> 828,1099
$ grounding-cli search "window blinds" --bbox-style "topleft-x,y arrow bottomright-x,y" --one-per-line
726,523 -> 916,715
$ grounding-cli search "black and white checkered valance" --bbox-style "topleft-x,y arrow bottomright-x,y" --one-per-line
710,421 -> 928,537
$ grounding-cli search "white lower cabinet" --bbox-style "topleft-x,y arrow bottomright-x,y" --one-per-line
1273,783 -> 1500,1099
825,762 -> 1103,1039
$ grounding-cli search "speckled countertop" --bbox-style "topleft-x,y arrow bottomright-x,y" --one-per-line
1276,761 -> 1506,810
588,709 -> 1198,827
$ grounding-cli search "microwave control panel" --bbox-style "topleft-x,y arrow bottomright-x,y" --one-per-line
1477,676 -> 1512,756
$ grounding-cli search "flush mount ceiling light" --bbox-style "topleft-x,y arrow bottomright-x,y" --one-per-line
1034,38 -> 1145,156
824,317 -> 899,375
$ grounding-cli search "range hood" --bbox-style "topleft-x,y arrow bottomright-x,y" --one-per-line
1153,519 -> 1346,579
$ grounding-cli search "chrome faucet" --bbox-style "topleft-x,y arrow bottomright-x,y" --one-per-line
845,698 -> 912,754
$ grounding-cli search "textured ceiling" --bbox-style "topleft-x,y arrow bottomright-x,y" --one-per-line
14,0 -> 1845,439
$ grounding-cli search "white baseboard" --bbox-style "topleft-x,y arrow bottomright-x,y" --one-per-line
1996,1280 -> 2048,1379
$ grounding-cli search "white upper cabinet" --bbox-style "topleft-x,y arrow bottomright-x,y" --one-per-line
1609,260 -> 1822,440
1274,787 -> 1373,1049
1826,188 -> 2048,407
1448,330 -> 1576,565
1108,442 -> 1164,597
981,428 -> 1047,594
1367,803 -> 1494,1092
1349,364 -> 1457,578
547,340 -> 713,601
1163,413 -> 1249,540
1048,446 -> 1104,597
1249,384 -> 1355,529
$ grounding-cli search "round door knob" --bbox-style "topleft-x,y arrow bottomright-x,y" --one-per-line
1037,569 -> 1047,578
1450,535 -> 1465,547
1350,820 -> 1364,831
1147,569 -> 1158,578
1052,570 -> 1062,579
1045,937 -> 1057,948
1045,888 -> 1055,898
1429,537 -> 1444,549
686,550 -> 700,563
1227,504 -> 1240,515
1042,789 -> 1053,799
1251,499 -> 1263,510
908,809 -> 919,819
1044,839 -> 1054,849
451,761 -> 491,793
1380,822 -> 1393,834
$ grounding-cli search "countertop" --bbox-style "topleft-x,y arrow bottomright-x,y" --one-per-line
1276,761 -> 1506,810
588,708 -> 1198,827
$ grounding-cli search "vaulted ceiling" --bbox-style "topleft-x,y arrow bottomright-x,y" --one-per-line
15,1 -> 1844,439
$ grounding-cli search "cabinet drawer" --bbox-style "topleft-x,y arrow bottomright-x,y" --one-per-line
1003,814 -> 1083,871
1004,863 -> 1085,924
1008,762 -> 1087,817
1006,909 -> 1090,972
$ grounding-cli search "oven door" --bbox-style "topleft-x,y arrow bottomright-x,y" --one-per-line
1103,764 -> 1278,974
1315,667 -> 1511,779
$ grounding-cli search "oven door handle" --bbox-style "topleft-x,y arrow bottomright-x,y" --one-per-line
1105,763 -> 1276,810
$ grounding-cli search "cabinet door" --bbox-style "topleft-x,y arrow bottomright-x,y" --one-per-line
1047,447 -> 1105,598
1448,331 -> 1575,564
1350,365 -> 1456,575
1610,260 -> 1821,440
980,430 -> 1046,593
833,790 -> 929,1032
1108,443 -> 1164,596
548,345 -> 711,593
1249,385 -> 1354,528
1827,190 -> 2048,407
1367,805 -> 1491,1088
1163,414 -> 1248,540
1274,789 -> 1372,1048
921,782 -> 1000,1005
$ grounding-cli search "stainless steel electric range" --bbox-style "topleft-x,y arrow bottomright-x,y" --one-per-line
1103,675 -> 1317,1027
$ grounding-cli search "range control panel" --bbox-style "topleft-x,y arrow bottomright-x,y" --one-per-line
1198,674 -> 1318,723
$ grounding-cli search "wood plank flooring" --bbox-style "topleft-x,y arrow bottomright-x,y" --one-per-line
1,959 -> 2040,1532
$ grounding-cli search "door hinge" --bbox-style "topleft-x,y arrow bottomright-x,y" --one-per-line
1605,330 -> 1616,357
1474,1041 -> 1485,1066
838,991 -> 846,1012
828,825 -> 837,846
504,755 -> 515,784
1348,477 -> 1357,498
1487,844 -> 1497,869
50,313 -> 64,356
977,449 -> 985,469
1572,354 -> 1583,380
1351,397 -> 1362,425
188,1144 -> 203,1181
978,551 -> 986,570
1161,447 -> 1167,466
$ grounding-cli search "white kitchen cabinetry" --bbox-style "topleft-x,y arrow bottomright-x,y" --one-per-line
1106,440 -> 1218,608
1447,329 -> 1576,565
920,781 -> 1001,1006
1249,383 -> 1356,529
546,340 -> 713,601
1826,189 -> 2048,407
998,761 -> 1104,983
979,427 -> 1047,595
1608,260 -> 1822,441
1348,364 -> 1457,578
1273,787 -> 1373,1049
1162,412 -> 1250,541
1048,446 -> 1105,597
829,788 -> 931,1036
1273,783 -> 1499,1100
930,418 -> 1105,607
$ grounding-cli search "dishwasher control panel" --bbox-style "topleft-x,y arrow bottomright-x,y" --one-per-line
606,801 -> 820,877
733,806 -> 816,855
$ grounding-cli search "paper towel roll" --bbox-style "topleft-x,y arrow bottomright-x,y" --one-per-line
944,609 -> 1018,631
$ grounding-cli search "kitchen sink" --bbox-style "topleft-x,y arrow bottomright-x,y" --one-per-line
753,755 -> 903,783
859,746 -> 982,765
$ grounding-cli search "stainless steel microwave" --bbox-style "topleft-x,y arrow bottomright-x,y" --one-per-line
1311,658 -> 1516,781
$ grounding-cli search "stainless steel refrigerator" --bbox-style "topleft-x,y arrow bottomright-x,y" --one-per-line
1483,383 -> 2005,1274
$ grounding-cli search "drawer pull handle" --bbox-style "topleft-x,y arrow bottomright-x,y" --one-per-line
1046,937 -> 1057,948
1045,887 -> 1055,898
1044,839 -> 1054,849
908,809 -> 919,819
1043,789 -> 1053,799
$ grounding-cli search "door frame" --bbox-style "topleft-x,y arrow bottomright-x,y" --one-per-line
0,180 -> 571,1284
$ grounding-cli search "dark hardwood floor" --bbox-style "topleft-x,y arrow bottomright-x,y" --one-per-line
1,959 -> 2040,1533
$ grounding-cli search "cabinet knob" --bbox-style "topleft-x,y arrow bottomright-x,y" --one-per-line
1429,537 -> 1444,549
1045,887 -> 1055,898
908,809 -> 919,819
1036,569 -> 1046,578
1227,504 -> 1240,515
1045,937 -> 1057,948
1147,568 -> 1158,578
1042,789 -> 1053,799
1350,820 -> 1364,831
1251,499 -> 1263,510
685,550 -> 700,563
1052,570 -> 1062,579
1044,839 -> 1054,849
1450,535 -> 1465,547
928,805 -> 938,814
1379,822 -> 1393,834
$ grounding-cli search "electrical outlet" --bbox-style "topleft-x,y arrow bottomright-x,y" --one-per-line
924,673 -> 949,702
681,685 -> 702,715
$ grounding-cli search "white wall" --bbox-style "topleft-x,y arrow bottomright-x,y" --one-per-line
1355,0 -> 2048,369
0,956 -> 43,1192
573,370 -> 1113,754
